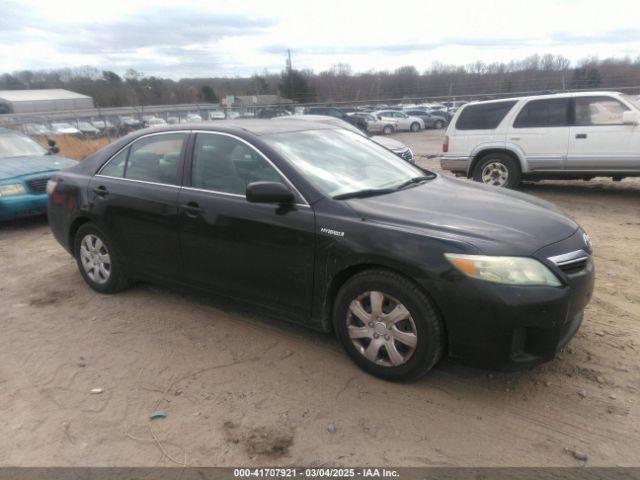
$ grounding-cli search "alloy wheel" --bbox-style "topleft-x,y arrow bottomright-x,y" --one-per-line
481,161 -> 509,186
79,234 -> 111,284
346,291 -> 418,367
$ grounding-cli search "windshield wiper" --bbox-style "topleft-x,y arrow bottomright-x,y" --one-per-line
333,187 -> 397,200
394,175 -> 433,191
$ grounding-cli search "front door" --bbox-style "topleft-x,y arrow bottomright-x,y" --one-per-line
178,132 -> 315,318
89,131 -> 188,278
567,95 -> 640,172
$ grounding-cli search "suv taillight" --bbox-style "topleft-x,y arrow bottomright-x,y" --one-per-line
443,135 -> 449,153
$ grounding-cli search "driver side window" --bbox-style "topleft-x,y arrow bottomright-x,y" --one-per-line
191,133 -> 282,195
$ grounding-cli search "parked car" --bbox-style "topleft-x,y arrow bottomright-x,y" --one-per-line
278,115 -> 414,163
427,108 -> 453,122
306,106 -> 368,131
119,116 -> 143,129
209,110 -> 226,120
186,114 -> 203,123
257,107 -> 291,119
0,128 -> 76,220
349,112 -> 398,135
76,121 -> 101,138
23,123 -> 53,137
47,120 -> 594,380
91,119 -> 117,135
441,91 -> 640,188
166,116 -> 180,124
374,110 -> 425,132
403,109 -> 448,129
50,122 -> 81,136
146,118 -> 167,127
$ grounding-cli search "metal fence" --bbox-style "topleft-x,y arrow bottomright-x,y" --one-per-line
1,85 -> 639,141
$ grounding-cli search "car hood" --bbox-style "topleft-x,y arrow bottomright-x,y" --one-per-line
345,175 -> 578,256
0,155 -> 77,181
370,135 -> 406,151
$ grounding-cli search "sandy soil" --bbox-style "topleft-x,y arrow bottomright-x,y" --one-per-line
1,130 -> 639,467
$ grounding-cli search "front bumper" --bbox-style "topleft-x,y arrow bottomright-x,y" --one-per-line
0,193 -> 47,221
441,156 -> 471,174
430,232 -> 595,371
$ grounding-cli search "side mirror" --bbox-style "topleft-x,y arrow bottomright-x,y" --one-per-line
246,181 -> 294,204
622,110 -> 640,125
47,138 -> 60,154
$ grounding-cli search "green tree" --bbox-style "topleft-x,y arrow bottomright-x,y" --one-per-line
278,69 -> 315,102
102,70 -> 122,83
199,85 -> 218,103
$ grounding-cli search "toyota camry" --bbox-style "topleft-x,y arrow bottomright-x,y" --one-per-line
47,120 -> 594,380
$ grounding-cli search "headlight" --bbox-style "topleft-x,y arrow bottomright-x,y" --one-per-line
0,183 -> 27,197
444,253 -> 561,286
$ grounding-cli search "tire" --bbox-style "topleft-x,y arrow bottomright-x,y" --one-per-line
333,269 -> 445,381
434,120 -> 444,129
410,122 -> 420,132
74,222 -> 130,294
383,125 -> 393,135
472,153 -> 521,189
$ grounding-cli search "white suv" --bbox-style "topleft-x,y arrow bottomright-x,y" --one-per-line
441,92 -> 640,188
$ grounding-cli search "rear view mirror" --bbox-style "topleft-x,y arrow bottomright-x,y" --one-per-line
623,110 -> 640,125
246,181 -> 294,204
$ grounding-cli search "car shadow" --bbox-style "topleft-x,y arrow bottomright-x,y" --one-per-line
0,214 -> 49,232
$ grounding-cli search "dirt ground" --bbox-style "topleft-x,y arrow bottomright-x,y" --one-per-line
1,129 -> 639,467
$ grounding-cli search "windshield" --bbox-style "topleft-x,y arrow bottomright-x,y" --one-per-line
263,128 -> 425,198
0,132 -> 47,158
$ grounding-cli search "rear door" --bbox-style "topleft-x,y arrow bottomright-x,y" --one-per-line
509,98 -> 571,171
178,131 -> 315,317
567,95 -> 640,172
89,131 -> 188,278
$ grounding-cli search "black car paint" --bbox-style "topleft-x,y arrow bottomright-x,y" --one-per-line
48,121 -> 594,371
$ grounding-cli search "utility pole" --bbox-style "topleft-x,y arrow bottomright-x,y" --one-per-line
286,49 -> 293,101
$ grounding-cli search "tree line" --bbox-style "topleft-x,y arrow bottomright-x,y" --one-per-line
1,55 -> 639,108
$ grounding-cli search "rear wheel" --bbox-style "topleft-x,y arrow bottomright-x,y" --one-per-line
472,153 -> 521,188
410,122 -> 420,132
434,120 -> 444,129
383,125 -> 394,135
74,223 -> 130,294
333,269 -> 445,381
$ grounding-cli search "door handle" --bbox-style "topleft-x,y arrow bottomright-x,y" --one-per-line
92,185 -> 109,196
575,133 -> 588,139
180,202 -> 204,216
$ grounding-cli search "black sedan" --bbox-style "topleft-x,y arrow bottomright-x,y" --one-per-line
47,121 -> 594,380
404,109 -> 448,129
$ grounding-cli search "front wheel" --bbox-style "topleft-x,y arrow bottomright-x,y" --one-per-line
74,222 -> 130,294
434,120 -> 444,129
472,153 -> 521,188
410,122 -> 420,132
333,269 -> 445,381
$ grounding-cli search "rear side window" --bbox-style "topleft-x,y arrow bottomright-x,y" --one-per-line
455,101 -> 517,130
125,133 -> 186,185
99,133 -> 186,185
513,98 -> 570,128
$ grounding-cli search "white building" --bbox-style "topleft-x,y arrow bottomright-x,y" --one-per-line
0,89 -> 94,114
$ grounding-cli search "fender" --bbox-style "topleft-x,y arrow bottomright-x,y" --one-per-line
469,142 -> 529,175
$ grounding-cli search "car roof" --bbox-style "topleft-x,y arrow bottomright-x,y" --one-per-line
127,119 -> 337,137
466,91 -> 624,106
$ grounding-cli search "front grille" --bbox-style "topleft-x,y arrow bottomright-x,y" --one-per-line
26,177 -> 50,194
548,250 -> 590,275
558,258 -> 589,274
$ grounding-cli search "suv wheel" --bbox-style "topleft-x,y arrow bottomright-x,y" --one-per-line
410,122 -> 420,132
473,153 -> 521,188
383,125 -> 393,135
333,269 -> 445,381
74,223 -> 130,294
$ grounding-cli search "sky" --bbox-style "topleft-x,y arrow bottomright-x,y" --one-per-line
1,0 -> 640,79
